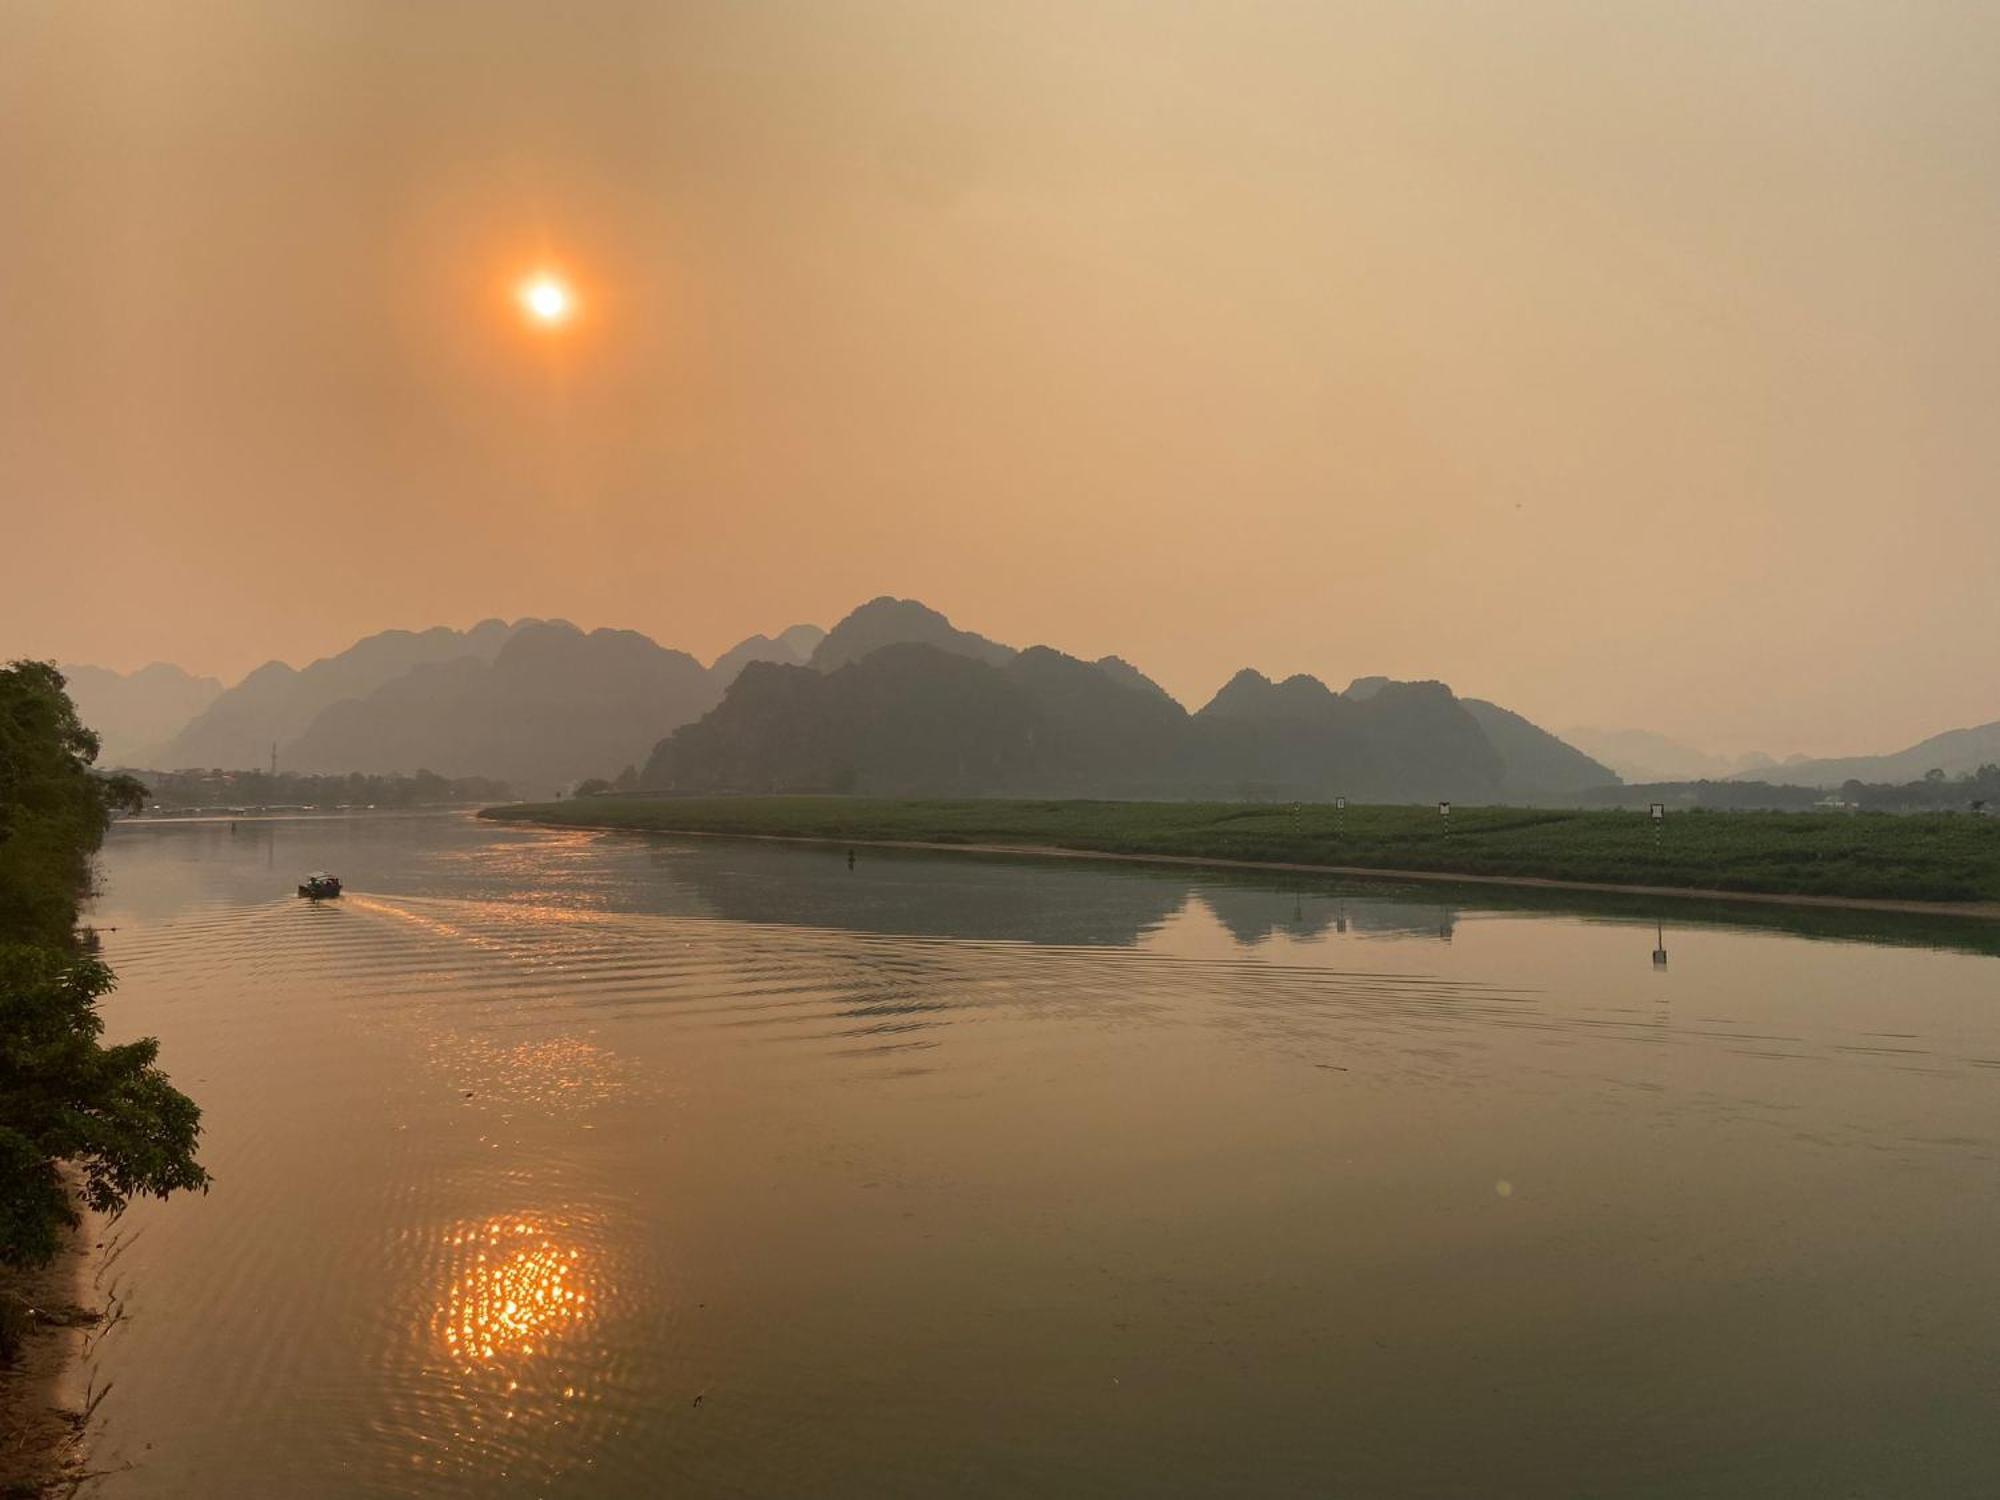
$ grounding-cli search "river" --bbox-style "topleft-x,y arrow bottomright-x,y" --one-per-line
79,812 -> 2000,1496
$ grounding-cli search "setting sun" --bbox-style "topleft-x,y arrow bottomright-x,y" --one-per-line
518,274 -> 573,327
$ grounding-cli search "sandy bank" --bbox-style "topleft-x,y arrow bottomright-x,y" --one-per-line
0,1217 -> 103,1497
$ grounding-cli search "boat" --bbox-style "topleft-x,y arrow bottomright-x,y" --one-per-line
298,872 -> 343,900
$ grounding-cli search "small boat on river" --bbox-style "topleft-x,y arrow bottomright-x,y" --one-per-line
298,872 -> 343,900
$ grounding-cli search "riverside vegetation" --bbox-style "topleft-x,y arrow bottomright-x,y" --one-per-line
1,662 -> 208,1308
133,767 -> 510,813
486,796 -> 2000,907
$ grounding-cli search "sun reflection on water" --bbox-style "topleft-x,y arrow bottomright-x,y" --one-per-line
431,1032 -> 632,1111
440,1220 -> 592,1365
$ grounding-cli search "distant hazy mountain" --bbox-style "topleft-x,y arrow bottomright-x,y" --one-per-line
159,620 -> 523,770
807,596 -> 1014,673
1746,720 -> 2000,789
709,623 -> 828,686
59,661 -> 222,766
774,623 -> 827,660
1563,726 -> 1776,785
123,594 -> 1619,802
1462,700 -> 1618,801
285,621 -> 717,794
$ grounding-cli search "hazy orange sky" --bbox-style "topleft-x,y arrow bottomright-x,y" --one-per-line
4,1 -> 1995,756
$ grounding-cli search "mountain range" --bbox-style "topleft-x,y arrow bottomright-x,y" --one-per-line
157,620 -> 525,771
644,597 -> 1614,803
56,602 -> 1998,805
1567,719 -> 2000,790
61,596 -> 1626,802
1737,722 -> 2000,789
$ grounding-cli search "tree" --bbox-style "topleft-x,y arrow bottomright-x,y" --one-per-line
0,661 -> 207,1267
0,948 -> 207,1266
1,661 -> 141,942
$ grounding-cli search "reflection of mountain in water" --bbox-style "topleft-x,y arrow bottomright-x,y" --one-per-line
104,815 -> 2000,960
642,841 -> 1468,948
646,842 -> 1193,946
1196,883 -> 1458,944
632,836 -> 2000,959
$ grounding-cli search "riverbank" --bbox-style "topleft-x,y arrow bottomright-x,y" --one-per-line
481,797 -> 2000,917
0,1222 -> 99,1497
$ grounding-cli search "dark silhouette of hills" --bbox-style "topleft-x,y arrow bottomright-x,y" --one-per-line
284,621 -> 717,792
650,641 -> 1200,797
645,599 -> 1614,803
106,594 -> 1616,803
1187,669 -> 1509,800
60,661 -> 222,766
159,619 -> 523,770
652,644 -> 1037,795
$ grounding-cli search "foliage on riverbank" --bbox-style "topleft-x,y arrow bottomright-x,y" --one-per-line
1578,764 -> 2000,815
131,766 -> 510,813
1,662 -> 208,1269
484,795 -> 2000,906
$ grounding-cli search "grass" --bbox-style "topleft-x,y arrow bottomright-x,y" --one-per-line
480,796 -> 2000,908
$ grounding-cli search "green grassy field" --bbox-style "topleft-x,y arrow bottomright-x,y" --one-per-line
480,796 -> 2000,908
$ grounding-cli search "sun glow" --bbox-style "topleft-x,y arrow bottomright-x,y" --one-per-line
518,274 -> 574,327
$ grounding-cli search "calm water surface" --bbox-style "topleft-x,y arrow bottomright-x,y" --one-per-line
80,813 -> 2000,1497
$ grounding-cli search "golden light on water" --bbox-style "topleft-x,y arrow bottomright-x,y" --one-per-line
441,1220 -> 591,1364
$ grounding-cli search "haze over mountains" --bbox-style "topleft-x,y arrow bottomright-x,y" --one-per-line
709,625 -> 828,687
119,618 -> 709,794
1568,720 -> 2000,791
157,620 -> 524,770
64,595 -> 1993,804
59,662 -> 222,766
1742,723 -> 2000,790
284,624 -> 718,794
1562,727 -> 1782,786
63,597 -> 1624,802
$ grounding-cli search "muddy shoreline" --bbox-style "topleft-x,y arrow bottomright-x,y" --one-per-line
0,1216 -> 102,1498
